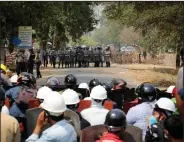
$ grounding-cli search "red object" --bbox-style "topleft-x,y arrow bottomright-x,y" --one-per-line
28,99 -> 40,109
77,100 -> 114,113
4,98 -> 10,109
123,98 -> 139,114
172,87 -> 178,97
19,122 -> 24,132
96,133 -> 124,142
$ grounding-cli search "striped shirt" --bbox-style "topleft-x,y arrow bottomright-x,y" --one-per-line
126,102 -> 154,141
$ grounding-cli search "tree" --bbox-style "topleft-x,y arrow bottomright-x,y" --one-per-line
0,2 -> 97,50
104,2 -> 184,67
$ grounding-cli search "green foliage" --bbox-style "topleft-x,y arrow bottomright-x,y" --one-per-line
104,2 -> 184,53
0,2 -> 97,49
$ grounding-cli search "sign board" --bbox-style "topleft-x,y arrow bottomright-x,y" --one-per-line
18,26 -> 32,48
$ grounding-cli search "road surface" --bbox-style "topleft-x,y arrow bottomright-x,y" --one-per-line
36,64 -> 138,88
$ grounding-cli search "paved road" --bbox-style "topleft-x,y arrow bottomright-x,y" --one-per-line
36,64 -> 137,88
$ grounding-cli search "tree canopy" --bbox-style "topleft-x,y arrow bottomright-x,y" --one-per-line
103,2 -> 184,66
0,2 -> 97,49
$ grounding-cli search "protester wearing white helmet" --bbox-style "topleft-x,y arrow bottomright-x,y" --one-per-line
36,86 -> 52,103
78,83 -> 89,90
80,85 -> 109,126
166,85 -> 175,95
145,98 -> 176,142
26,91 -> 77,142
62,89 -> 91,129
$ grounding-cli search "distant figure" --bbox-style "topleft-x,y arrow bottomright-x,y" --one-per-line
143,51 -> 147,60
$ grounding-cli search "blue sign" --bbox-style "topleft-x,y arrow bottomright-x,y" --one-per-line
12,36 -> 21,46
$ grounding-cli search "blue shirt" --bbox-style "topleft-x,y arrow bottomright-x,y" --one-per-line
5,86 -> 20,101
26,119 -> 77,142
126,102 -> 154,140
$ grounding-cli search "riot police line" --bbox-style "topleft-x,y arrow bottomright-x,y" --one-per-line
48,46 -> 112,68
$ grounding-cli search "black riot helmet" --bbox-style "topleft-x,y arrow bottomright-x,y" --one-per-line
101,82 -> 112,93
89,79 -> 100,90
17,72 -> 36,88
105,109 -> 127,132
46,76 -> 60,87
64,74 -> 77,86
136,82 -> 157,102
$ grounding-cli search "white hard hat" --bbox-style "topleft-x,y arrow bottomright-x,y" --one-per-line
166,86 -> 175,94
10,75 -> 18,83
78,83 -> 89,90
154,97 -> 176,112
36,86 -> 52,100
41,91 -> 67,116
90,85 -> 107,100
62,89 -> 80,105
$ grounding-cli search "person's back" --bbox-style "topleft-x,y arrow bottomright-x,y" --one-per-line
1,113 -> 20,142
127,102 -> 153,137
81,105 -> 109,126
0,87 -> 20,142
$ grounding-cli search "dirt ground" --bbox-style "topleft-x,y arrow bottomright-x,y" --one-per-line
119,64 -> 178,89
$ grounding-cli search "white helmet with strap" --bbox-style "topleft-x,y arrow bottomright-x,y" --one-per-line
41,91 -> 67,116
62,89 -> 80,105
154,97 -> 176,113
90,85 -> 107,100
78,83 -> 89,90
36,86 -> 52,100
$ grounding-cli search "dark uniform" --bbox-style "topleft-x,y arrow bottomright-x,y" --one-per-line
76,47 -> 84,68
50,50 -> 57,68
27,49 -> 35,74
83,48 -> 89,67
58,49 -> 65,68
104,50 -> 111,67
70,49 -> 75,68
64,50 -> 70,68
43,50 -> 48,67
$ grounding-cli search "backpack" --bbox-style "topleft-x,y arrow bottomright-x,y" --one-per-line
16,86 -> 37,106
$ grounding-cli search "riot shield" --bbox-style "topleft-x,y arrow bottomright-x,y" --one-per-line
26,108 -> 50,137
81,125 -> 142,142
64,109 -> 81,137
77,100 -> 91,112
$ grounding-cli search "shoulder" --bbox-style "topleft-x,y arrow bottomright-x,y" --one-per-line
1,114 -> 19,125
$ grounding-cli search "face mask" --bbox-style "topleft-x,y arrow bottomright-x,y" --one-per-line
149,115 -> 158,126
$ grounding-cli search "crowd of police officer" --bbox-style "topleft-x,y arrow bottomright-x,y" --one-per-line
44,46 -> 112,68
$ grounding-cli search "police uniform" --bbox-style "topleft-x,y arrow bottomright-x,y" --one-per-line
64,50 -> 70,68
104,50 -> 111,67
70,49 -> 75,68
50,50 -> 57,68
58,49 -> 65,68
83,49 -> 89,67
76,48 -> 84,68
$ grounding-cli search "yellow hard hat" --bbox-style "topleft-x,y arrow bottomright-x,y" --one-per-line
0,64 -> 7,72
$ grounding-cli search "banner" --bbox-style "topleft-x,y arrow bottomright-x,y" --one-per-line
18,26 -> 32,48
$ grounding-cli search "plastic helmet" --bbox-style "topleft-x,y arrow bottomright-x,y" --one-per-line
10,75 -> 18,83
46,76 -> 60,86
89,79 -> 100,89
105,109 -> 126,132
90,85 -> 107,100
136,82 -> 157,101
0,64 -> 7,73
36,86 -> 52,100
166,86 -> 175,94
78,83 -> 89,90
154,97 -> 176,113
41,91 -> 67,116
17,72 -> 36,87
101,83 -> 112,92
61,89 -> 80,105
64,74 -> 77,86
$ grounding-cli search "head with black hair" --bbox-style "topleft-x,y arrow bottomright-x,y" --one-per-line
164,115 -> 183,141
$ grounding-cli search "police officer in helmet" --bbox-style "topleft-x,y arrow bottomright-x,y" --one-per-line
126,82 -> 157,140
96,109 -> 126,142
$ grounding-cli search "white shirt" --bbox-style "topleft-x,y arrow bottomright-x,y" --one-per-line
80,101 -> 109,126
176,67 -> 183,90
1,105 -> 9,115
